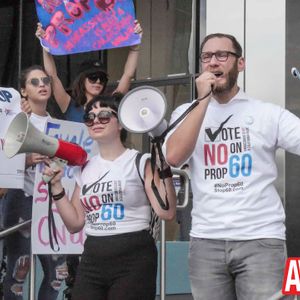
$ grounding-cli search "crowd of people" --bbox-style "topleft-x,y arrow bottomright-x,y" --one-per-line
0,13 -> 299,300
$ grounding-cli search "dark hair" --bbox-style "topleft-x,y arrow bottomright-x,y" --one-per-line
19,65 -> 49,89
84,93 -> 127,144
72,60 -> 109,107
200,33 -> 243,57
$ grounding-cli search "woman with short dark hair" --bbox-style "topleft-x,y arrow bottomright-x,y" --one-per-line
43,94 -> 177,300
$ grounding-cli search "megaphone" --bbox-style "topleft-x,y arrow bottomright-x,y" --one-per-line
118,86 -> 167,138
4,112 -> 87,166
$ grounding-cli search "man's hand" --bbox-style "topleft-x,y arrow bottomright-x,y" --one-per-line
195,71 -> 216,99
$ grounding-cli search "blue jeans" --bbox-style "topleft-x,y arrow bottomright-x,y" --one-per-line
3,189 -> 67,300
189,238 -> 293,300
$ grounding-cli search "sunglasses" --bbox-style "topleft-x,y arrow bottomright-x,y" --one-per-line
83,110 -> 118,126
86,72 -> 107,84
27,76 -> 51,87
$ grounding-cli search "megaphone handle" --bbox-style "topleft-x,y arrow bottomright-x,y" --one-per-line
42,158 -> 67,183
150,142 -> 170,210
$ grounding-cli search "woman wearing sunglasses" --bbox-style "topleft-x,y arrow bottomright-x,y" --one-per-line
43,93 -> 177,300
34,21 -> 143,298
2,65 -> 67,300
35,20 -> 142,123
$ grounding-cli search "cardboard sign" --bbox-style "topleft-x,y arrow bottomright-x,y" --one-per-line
0,87 -> 25,188
35,0 -> 140,55
31,118 -> 97,254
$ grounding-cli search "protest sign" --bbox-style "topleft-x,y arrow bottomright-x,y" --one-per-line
35,0 -> 140,55
0,87 -> 25,188
31,118 -> 97,254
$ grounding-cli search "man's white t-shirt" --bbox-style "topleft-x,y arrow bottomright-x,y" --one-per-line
167,90 -> 300,240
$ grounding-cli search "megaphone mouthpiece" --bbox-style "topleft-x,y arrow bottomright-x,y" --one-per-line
140,107 -> 150,117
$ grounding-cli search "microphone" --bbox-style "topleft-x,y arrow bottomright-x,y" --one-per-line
291,67 -> 300,79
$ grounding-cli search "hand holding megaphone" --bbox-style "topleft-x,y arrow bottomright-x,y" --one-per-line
4,112 -> 87,182
42,157 -> 67,183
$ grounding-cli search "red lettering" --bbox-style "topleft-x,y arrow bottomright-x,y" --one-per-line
81,196 -> 93,211
89,195 -> 102,210
35,181 -> 48,203
204,144 -> 228,166
282,258 -> 300,295
65,2 -> 83,19
44,25 -> 59,48
217,144 -> 228,165
204,144 -> 215,166
50,11 -> 73,36
37,210 -> 84,249
76,0 -> 91,11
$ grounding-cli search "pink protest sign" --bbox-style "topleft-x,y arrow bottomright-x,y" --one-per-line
35,0 -> 140,55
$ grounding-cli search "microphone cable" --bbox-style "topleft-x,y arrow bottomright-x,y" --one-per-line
149,87 -> 213,210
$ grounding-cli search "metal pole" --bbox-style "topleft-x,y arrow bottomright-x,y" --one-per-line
18,0 -> 23,90
0,220 -> 31,239
160,219 -> 166,300
29,253 -> 36,300
159,168 -> 190,299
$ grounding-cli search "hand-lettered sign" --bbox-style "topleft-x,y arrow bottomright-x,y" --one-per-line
0,87 -> 25,188
35,0 -> 140,55
31,118 -> 98,254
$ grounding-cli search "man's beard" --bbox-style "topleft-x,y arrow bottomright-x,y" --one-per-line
214,61 -> 239,94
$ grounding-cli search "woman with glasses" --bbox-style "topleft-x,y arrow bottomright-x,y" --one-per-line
43,93 -> 177,300
35,20 -> 142,123
3,65 -> 67,300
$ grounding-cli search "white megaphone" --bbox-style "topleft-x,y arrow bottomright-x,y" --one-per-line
118,86 -> 167,138
4,112 -> 87,166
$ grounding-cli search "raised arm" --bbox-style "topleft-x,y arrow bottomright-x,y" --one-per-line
166,72 -> 215,167
36,23 -> 71,113
113,20 -> 143,95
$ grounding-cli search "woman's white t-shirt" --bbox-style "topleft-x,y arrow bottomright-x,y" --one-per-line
74,149 -> 151,236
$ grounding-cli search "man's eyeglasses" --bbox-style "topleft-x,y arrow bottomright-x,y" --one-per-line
86,72 -> 107,84
27,76 -> 51,87
200,51 -> 240,63
83,110 -> 118,127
